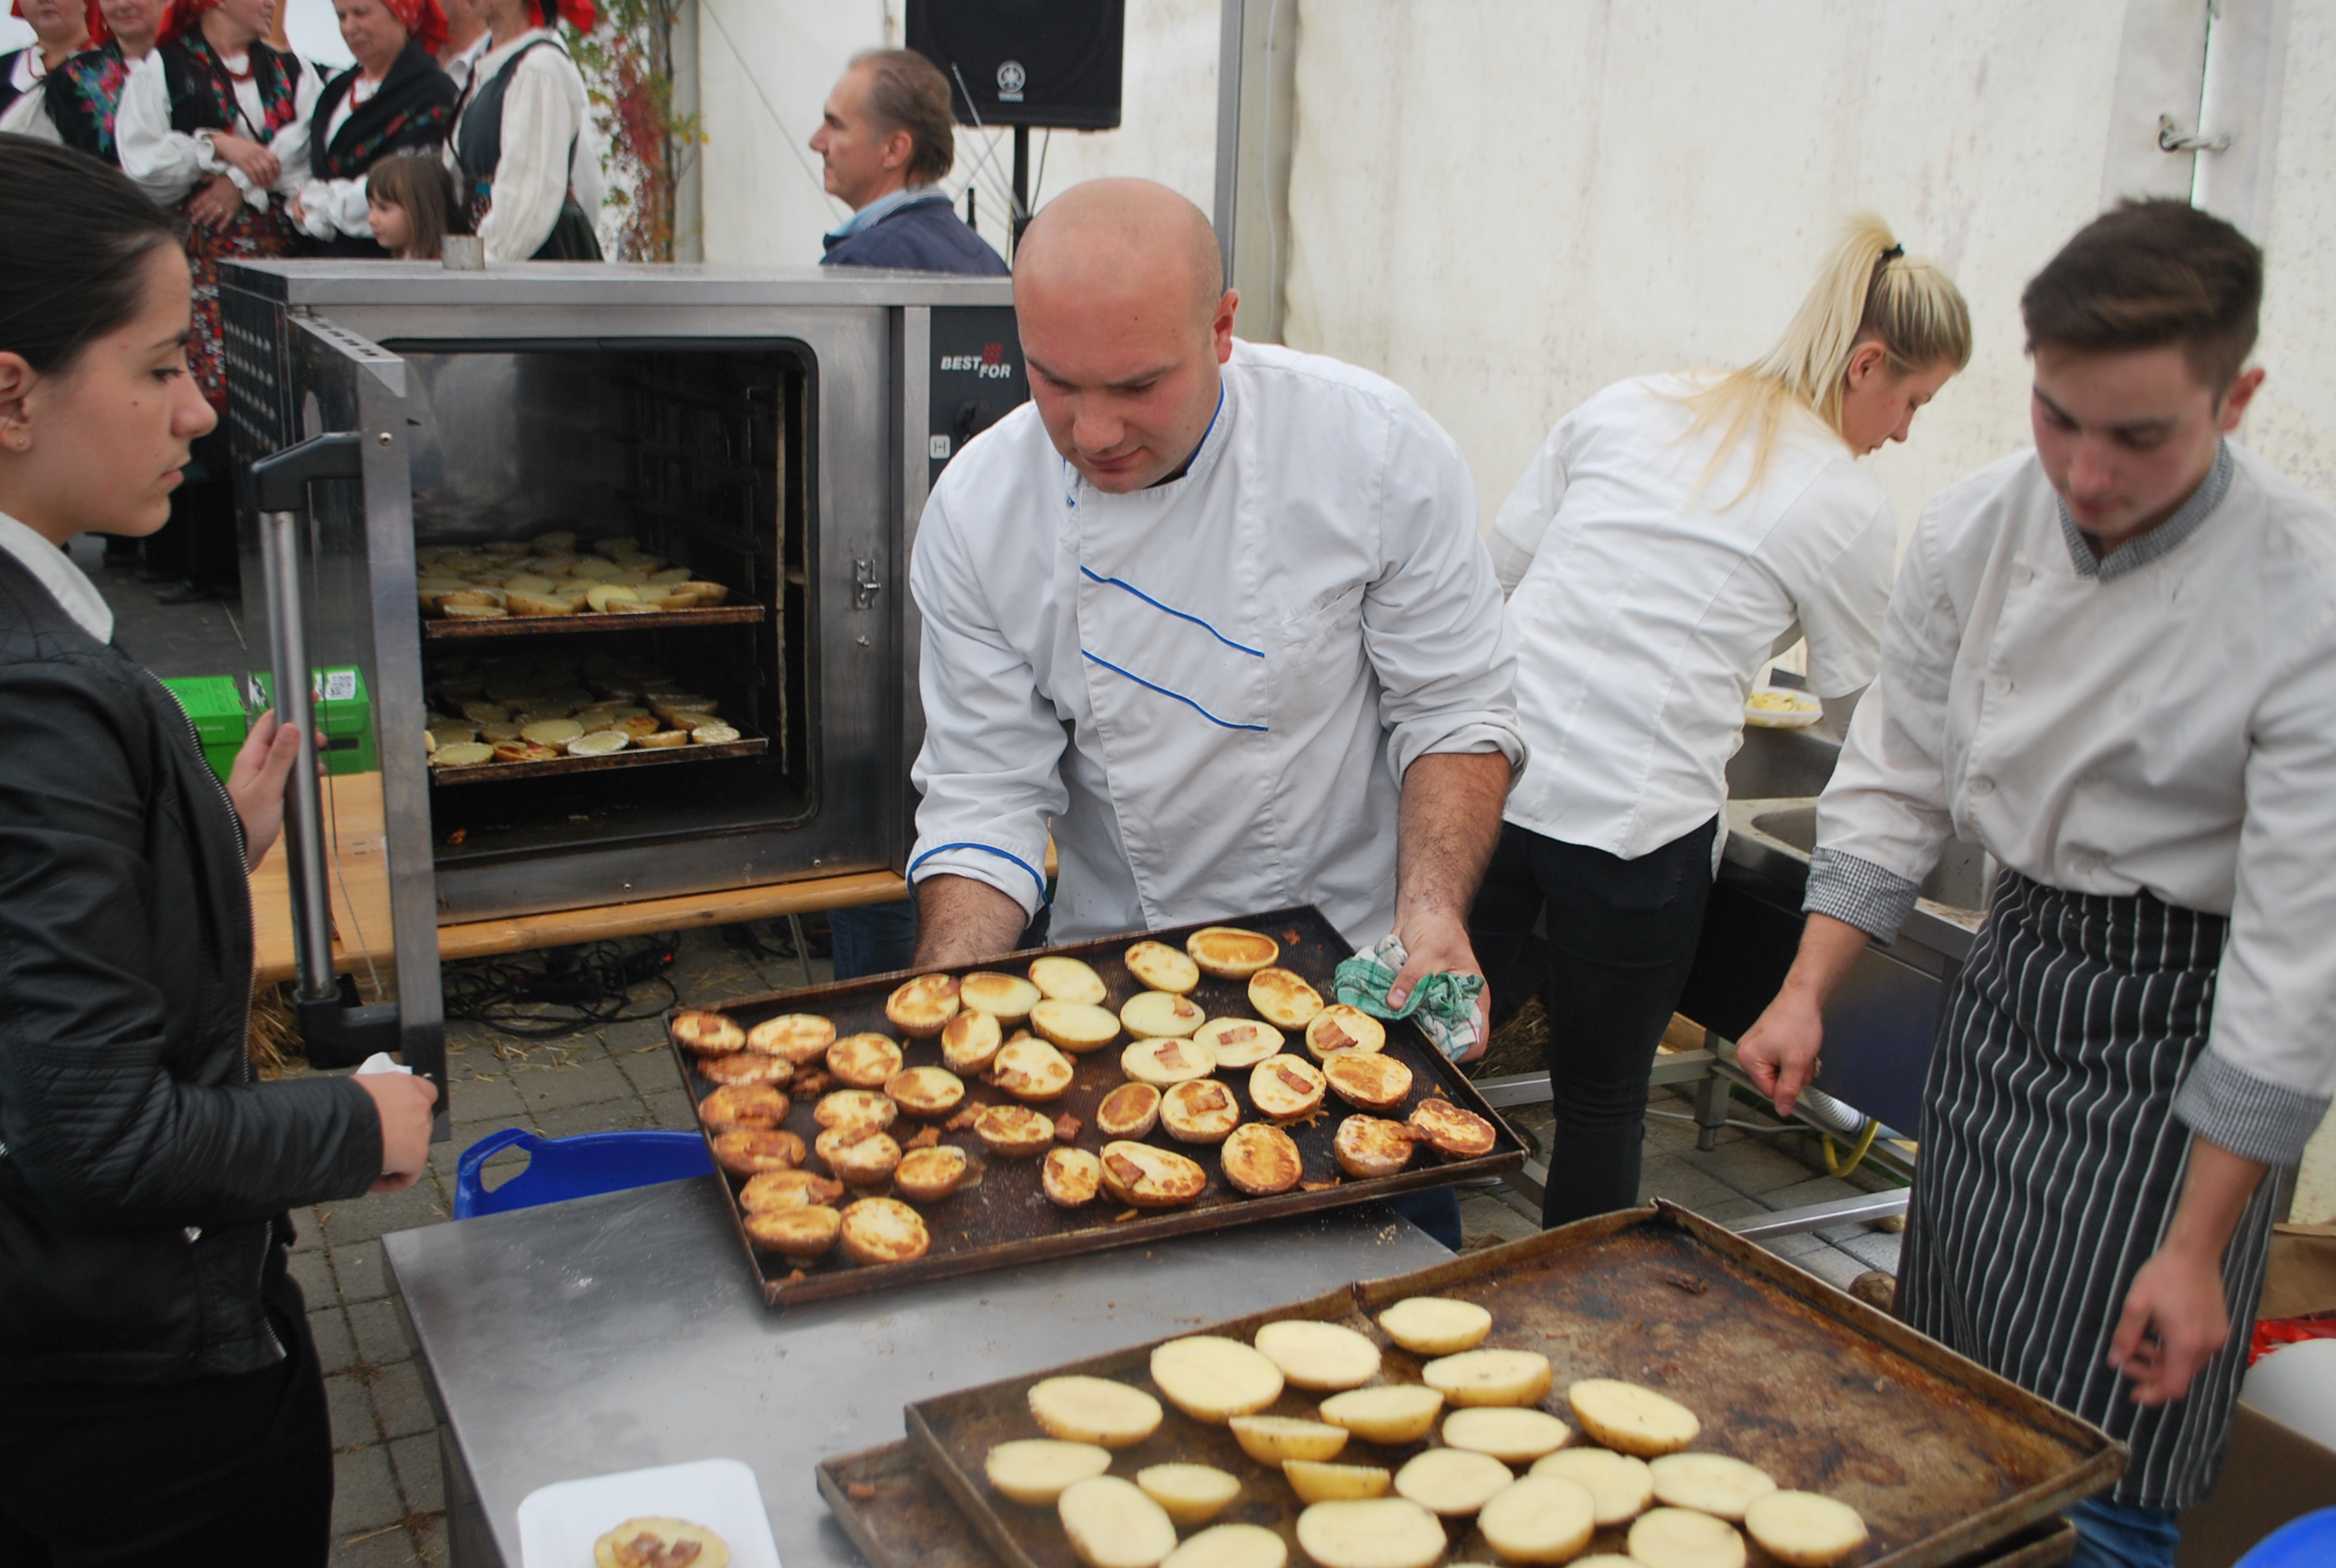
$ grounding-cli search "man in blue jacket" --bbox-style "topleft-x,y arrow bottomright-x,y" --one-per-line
812,48 -> 1007,277
813,46 -> 1005,975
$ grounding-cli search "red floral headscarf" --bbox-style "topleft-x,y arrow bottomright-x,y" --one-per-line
9,0 -> 108,44
532,0 -> 593,34
378,0 -> 445,56
156,0 -> 212,44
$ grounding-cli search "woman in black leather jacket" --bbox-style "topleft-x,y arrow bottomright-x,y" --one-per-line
0,134 -> 439,1566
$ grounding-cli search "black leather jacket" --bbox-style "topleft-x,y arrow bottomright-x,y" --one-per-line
0,544 -> 382,1385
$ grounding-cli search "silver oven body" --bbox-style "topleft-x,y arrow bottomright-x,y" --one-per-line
218,261 -> 1022,1089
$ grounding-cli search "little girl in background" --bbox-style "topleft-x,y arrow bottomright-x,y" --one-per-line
365,156 -> 464,260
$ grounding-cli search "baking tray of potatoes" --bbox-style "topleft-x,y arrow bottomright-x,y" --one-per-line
897,1203 -> 2120,1568
814,1443 -> 2080,1568
421,603 -> 768,638
428,729 -> 767,785
662,905 -> 1525,1307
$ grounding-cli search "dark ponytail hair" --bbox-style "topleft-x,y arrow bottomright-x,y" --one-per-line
0,133 -> 177,374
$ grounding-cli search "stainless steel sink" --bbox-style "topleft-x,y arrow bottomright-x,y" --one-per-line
1725,724 -> 1845,799
1745,804 -> 1994,911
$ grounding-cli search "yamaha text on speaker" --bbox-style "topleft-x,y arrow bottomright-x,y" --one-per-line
906,0 -> 1125,131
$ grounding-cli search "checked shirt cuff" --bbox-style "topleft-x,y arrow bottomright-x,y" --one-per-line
1804,848 -> 1919,945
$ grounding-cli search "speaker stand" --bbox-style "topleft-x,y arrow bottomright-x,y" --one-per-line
1012,124 -> 1032,258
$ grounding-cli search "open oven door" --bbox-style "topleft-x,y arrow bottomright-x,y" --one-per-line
227,307 -> 444,1117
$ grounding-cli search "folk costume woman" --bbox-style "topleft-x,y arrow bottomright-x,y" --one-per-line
446,0 -> 600,261
3,0 -> 169,164
293,0 -> 457,256
0,0 -> 94,119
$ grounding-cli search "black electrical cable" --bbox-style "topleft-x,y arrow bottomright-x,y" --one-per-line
441,936 -> 682,1040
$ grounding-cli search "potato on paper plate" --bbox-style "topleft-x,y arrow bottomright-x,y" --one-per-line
1028,1376 -> 1163,1449
593,1517 -> 730,1568
1392,1446 -> 1514,1516
1186,926 -> 1279,979
1149,1335 -> 1284,1424
1530,1446 -> 1653,1526
1423,1348 -> 1552,1407
1253,1320 -> 1380,1391
1648,1453 -> 1775,1522
886,973 -> 962,1037
1566,1378 -> 1700,1457
1743,1492 -> 1867,1568
1375,1296 -> 1491,1356
1293,1499 -> 1445,1568
1136,1463 -> 1241,1526
1440,1406 -> 1571,1462
1283,1461 -> 1391,1503
1317,1384 -> 1444,1445
1627,1508 -> 1746,1568
1228,1413 -> 1349,1466
987,1438 -> 1112,1506
1477,1474 -> 1597,1565
1030,955 -> 1110,1005
1163,1524 -> 1285,1568
1124,940 -> 1201,995
1059,1475 -> 1179,1568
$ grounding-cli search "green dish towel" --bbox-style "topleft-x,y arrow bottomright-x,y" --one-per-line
1332,935 -> 1484,1062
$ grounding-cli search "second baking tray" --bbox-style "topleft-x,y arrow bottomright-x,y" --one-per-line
669,905 -> 1525,1307
903,1203 -> 2122,1568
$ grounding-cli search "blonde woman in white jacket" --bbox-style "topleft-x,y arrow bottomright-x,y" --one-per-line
1475,216 -> 1970,1228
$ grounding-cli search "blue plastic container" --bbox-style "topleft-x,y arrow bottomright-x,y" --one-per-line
2235,1508 -> 2336,1568
453,1128 -> 715,1220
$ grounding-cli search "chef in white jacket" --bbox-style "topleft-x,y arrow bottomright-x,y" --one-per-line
909,179 -> 1524,1053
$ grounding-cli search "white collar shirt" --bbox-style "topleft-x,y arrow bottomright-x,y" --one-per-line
1808,442 -> 2336,1166
907,339 -> 1525,949
0,513 -> 113,643
1491,373 -> 1894,860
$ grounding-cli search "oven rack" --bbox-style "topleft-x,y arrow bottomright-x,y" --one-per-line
423,604 -> 765,639
428,732 -> 767,786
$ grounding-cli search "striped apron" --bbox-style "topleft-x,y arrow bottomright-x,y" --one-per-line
1898,870 -> 2281,1510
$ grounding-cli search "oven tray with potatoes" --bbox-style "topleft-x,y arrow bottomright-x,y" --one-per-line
899,1203 -> 2121,1568
816,1441 -> 2079,1568
665,906 -> 1526,1307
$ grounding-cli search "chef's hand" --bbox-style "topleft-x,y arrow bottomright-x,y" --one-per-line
1387,911 -> 1489,1064
211,132 -> 280,190
2107,1136 -> 2270,1407
189,171 -> 241,229
1737,912 -> 1871,1116
355,1071 -> 439,1193
227,709 -> 305,871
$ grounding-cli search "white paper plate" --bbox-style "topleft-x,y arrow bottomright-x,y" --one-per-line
1743,686 -> 1824,729
518,1457 -> 780,1568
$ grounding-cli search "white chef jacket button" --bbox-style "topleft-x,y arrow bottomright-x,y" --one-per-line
1969,775 -> 1994,797
2013,562 -> 2034,585
1987,674 -> 2011,697
2118,690 -> 2142,712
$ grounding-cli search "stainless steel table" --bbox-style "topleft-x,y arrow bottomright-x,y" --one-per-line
383,1175 -> 1450,1568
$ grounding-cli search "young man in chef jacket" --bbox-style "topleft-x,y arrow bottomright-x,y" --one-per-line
1738,202 -> 2336,1568
907,177 -> 1523,1055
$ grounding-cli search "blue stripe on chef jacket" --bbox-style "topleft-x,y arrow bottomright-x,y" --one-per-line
908,842 -> 1052,902
1079,651 -> 1270,732
1078,567 -> 1266,657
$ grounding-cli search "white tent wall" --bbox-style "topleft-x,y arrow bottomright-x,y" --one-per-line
692,0 -> 1218,267
1278,0 -> 2336,537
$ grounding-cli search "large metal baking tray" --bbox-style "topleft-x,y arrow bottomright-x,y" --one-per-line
818,1440 -> 2079,1568
667,906 -> 1525,1307
428,731 -> 766,785
903,1204 -> 2122,1568
422,603 -> 766,638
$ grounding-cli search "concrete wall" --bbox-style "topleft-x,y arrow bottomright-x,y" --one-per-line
692,0 -> 1217,268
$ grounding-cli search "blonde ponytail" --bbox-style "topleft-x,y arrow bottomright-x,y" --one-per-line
1682,214 -> 1972,498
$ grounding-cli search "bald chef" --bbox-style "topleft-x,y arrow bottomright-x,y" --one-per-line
908,179 -> 1522,1087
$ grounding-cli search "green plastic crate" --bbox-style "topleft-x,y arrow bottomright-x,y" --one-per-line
246,667 -> 378,777
160,674 -> 248,782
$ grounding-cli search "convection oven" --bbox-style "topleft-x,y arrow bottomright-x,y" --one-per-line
218,261 -> 1026,1098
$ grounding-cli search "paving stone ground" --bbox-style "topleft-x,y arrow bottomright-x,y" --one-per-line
285,928 -> 1904,1565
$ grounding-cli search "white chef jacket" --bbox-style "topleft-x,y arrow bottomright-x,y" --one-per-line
117,47 -> 318,210
1491,373 -> 1894,860
445,28 -> 600,262
909,340 -> 1526,950
1808,442 -> 2336,1166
